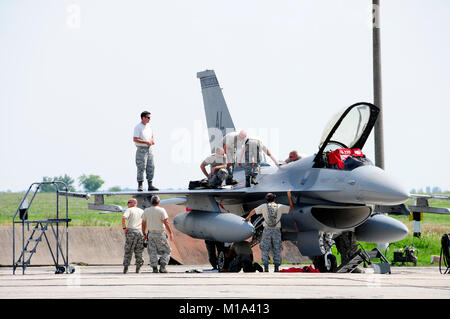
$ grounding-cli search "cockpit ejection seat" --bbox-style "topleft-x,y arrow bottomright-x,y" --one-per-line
327,148 -> 366,170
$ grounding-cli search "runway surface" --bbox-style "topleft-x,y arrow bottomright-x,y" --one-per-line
1,264 -> 449,299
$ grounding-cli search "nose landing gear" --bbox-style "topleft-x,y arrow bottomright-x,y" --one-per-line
313,253 -> 338,273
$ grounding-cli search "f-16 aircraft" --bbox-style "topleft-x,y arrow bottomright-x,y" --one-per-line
75,69 -> 417,272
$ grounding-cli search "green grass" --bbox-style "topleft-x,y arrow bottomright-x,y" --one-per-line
329,233 -> 445,267
0,192 -> 170,227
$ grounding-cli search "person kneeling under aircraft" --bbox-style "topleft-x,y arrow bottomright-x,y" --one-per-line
245,191 -> 294,272
200,147 -> 229,188
226,241 -> 263,273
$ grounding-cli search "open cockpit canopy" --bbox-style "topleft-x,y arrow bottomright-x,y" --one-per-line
313,102 -> 379,168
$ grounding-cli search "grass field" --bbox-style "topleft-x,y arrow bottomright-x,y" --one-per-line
0,192 -> 140,226
1,192 -> 449,266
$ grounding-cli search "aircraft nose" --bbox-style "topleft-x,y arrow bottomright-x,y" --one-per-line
354,165 -> 410,205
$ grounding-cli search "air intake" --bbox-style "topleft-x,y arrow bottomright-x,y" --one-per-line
311,205 -> 371,229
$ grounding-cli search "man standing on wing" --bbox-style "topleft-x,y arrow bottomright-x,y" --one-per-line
133,110 -> 158,191
222,129 -> 247,185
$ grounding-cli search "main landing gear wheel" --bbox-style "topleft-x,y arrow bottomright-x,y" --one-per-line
313,254 -> 337,273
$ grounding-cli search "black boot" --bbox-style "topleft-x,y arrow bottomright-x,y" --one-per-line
251,176 -> 259,185
274,265 -> 280,272
138,181 -> 143,192
159,264 -> 168,273
246,176 -> 251,187
264,265 -> 269,272
226,178 -> 238,186
148,181 -> 159,191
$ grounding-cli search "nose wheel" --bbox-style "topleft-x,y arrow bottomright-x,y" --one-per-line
313,253 -> 337,273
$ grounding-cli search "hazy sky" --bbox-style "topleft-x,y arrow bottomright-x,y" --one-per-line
1,0 -> 449,192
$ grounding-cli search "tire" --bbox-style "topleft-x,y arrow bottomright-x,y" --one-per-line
327,254 -> 338,273
217,250 -> 226,271
313,254 -> 337,273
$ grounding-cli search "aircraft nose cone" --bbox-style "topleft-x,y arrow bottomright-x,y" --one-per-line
354,166 -> 410,205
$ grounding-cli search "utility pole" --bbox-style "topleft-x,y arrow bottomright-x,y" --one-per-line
372,1 -> 389,252
372,0 -> 385,169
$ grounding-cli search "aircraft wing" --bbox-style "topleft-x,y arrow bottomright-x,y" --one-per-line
59,186 -> 341,213
59,189 -> 251,213
85,186 -> 341,199
408,194 -> 450,215
410,194 -> 450,200
376,194 -> 450,216
95,196 -> 188,214
59,188 -> 249,201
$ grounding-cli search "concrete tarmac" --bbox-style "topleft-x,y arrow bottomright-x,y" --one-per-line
1,264 -> 449,299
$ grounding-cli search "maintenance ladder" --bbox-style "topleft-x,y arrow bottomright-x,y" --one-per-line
12,182 -> 74,275
336,244 -> 391,274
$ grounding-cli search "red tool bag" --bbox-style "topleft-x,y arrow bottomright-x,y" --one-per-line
280,265 -> 320,273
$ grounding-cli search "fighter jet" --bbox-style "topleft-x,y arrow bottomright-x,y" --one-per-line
80,69 -> 414,272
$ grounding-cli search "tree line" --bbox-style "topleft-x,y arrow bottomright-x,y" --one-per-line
39,174 -> 120,192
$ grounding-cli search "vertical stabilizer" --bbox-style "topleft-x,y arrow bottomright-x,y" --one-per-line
197,70 -> 235,153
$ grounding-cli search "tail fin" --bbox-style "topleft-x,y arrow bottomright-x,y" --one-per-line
197,70 -> 235,153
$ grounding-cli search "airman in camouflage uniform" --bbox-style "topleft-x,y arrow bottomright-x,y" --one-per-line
245,191 -> 294,272
122,198 -> 144,274
142,196 -> 174,273
133,111 -> 158,191
200,147 -> 229,188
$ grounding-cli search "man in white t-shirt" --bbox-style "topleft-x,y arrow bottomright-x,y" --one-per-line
142,195 -> 174,273
245,191 -> 294,272
200,147 -> 229,188
121,198 -> 144,274
222,130 -> 247,185
133,111 -> 158,191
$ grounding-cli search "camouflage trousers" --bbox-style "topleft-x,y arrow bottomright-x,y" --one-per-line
260,228 -> 283,266
244,162 -> 261,178
135,146 -> 154,183
244,144 -> 261,178
123,230 -> 144,267
147,232 -> 172,267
